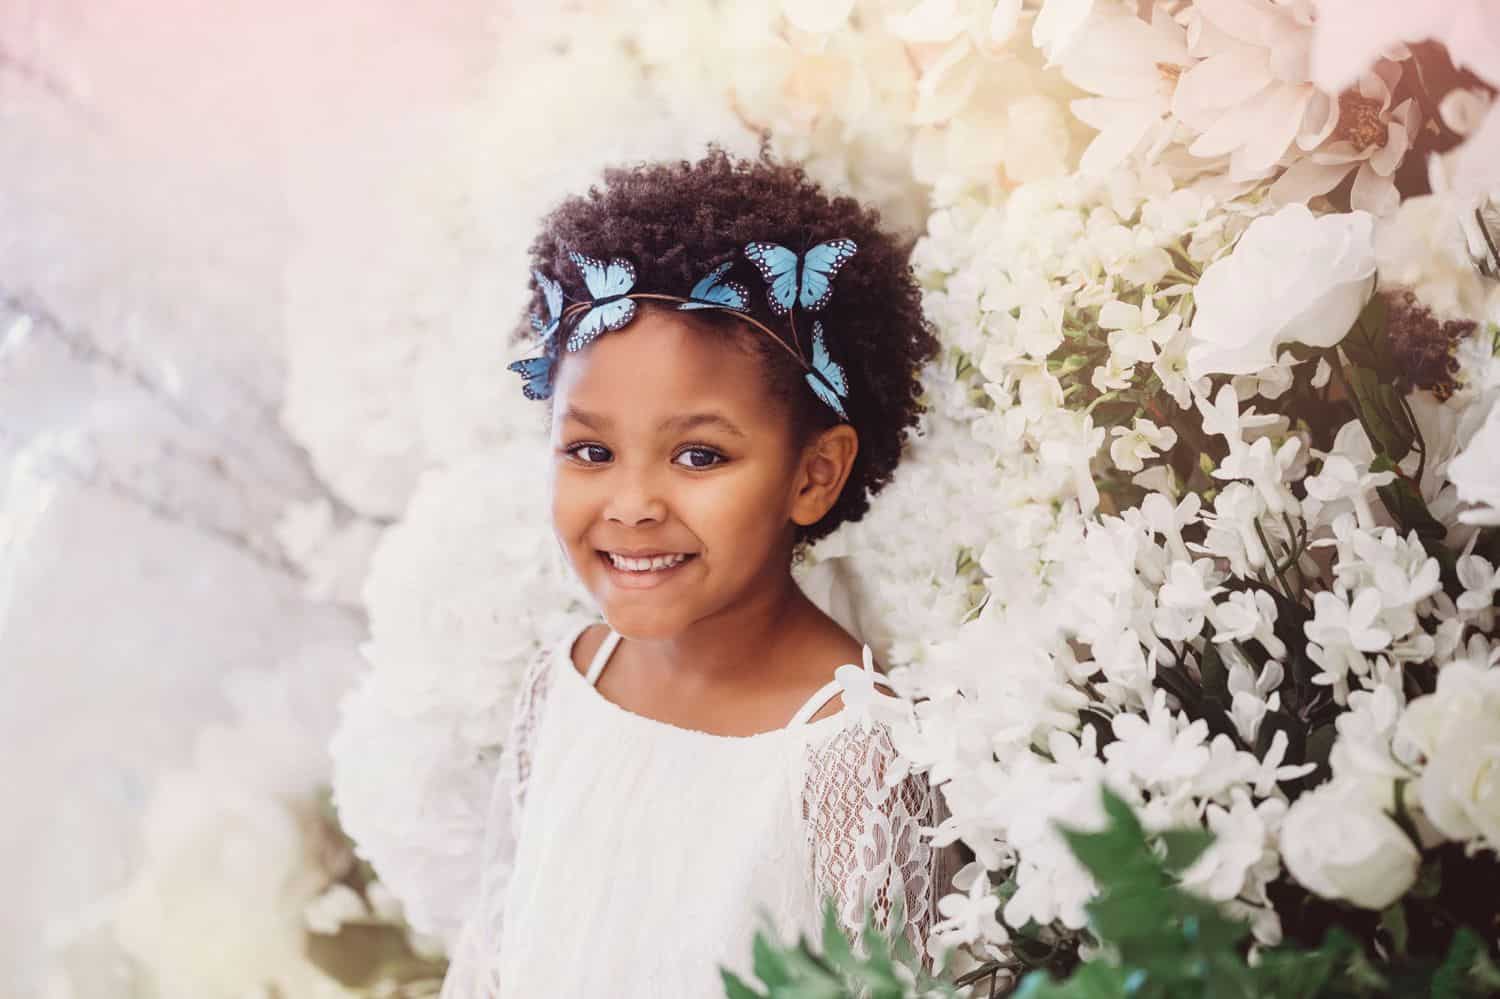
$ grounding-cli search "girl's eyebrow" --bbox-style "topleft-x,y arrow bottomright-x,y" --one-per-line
563,406 -> 747,438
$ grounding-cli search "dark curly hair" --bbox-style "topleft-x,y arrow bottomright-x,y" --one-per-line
514,144 -> 939,550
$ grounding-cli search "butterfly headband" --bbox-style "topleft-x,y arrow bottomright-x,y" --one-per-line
507,238 -> 858,420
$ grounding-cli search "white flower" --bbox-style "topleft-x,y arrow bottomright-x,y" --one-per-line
1457,552 -> 1500,629
1104,692 -> 1212,789
1180,791 -> 1285,904
1100,297 -> 1182,369
1060,8 -> 1191,176
1213,435 -> 1303,517
1153,330 -> 1199,409
1302,420 -> 1396,530
1195,384 -> 1285,453
1210,588 -> 1287,659
1172,0 -> 1334,181
928,861 -> 1008,961
1154,559 -> 1225,642
1398,662 -> 1500,851
1110,418 -> 1178,473
833,645 -> 915,734
1269,61 -> 1419,216
1032,0 -> 1097,66
1449,402 -> 1500,526
1305,588 -> 1392,702
1280,780 -> 1420,910
1187,205 -> 1377,379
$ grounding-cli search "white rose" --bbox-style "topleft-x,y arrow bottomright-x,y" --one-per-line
1280,780 -> 1420,910
1187,205 -> 1376,379
1397,662 -> 1500,849
1448,402 -> 1500,526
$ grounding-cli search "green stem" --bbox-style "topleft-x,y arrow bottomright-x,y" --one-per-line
1254,518 -> 1293,597
1476,206 -> 1500,276
1398,391 -> 1428,486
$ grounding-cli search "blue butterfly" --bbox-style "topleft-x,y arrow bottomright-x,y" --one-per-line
678,261 -> 750,312
804,321 -> 848,419
507,355 -> 553,401
566,250 -> 638,352
742,238 -> 858,315
529,269 -> 564,345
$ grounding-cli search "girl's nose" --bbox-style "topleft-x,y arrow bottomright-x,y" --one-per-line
603,462 -> 668,526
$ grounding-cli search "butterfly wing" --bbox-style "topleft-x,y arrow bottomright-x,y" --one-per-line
808,321 -> 848,396
805,371 -> 848,419
743,242 -> 801,315
679,261 -> 750,312
534,270 -> 563,322
531,270 -> 564,343
804,320 -> 848,418
797,239 -> 858,312
507,355 -> 554,401
566,297 -> 637,352
568,251 -> 637,299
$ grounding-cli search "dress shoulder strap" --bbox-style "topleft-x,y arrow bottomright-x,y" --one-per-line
584,628 -> 623,686
787,667 -> 894,727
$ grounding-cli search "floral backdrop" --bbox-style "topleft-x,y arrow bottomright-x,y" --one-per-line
8,1 -> 1499,997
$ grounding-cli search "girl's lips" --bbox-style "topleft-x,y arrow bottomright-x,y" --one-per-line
597,551 -> 698,590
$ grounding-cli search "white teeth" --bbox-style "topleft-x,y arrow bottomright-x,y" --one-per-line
608,552 -> 689,572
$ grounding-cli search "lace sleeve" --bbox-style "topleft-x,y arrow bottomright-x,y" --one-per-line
802,720 -> 941,975
439,639 -> 557,999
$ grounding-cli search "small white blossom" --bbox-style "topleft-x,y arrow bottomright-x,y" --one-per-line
1109,417 -> 1178,472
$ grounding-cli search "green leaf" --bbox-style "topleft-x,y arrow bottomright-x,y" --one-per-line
1345,364 -> 1415,461
752,930 -> 793,988
1157,828 -> 1213,875
1197,641 -> 1230,708
720,969 -> 765,999
1379,901 -> 1409,957
1092,397 -> 1142,428
1342,294 -> 1392,375
1376,473 -> 1448,543
1014,961 -> 1133,999
818,897 -> 856,974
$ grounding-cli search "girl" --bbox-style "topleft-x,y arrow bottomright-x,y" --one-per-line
441,146 -> 955,997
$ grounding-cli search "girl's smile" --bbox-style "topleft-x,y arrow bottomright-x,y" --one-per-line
596,550 -> 700,589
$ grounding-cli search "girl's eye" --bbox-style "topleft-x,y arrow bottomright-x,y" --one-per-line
565,443 -> 611,464
673,446 -> 726,470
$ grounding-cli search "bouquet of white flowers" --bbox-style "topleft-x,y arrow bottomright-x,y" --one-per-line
861,4 -> 1500,986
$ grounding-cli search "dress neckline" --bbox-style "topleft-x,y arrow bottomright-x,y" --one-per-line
552,624 -> 879,743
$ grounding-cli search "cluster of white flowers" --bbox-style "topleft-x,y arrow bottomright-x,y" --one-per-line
110,645 -> 367,998
827,2 -> 1500,967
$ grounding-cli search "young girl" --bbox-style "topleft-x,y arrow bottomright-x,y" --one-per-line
440,147 -> 953,997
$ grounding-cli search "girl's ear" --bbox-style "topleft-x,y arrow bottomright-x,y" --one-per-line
789,424 -> 858,529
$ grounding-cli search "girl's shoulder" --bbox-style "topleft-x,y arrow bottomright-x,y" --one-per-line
563,619 -> 611,679
515,617 -> 601,722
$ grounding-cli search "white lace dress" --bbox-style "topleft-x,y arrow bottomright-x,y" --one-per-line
439,617 -> 949,997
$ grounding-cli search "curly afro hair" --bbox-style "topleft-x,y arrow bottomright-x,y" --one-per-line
515,144 -> 939,550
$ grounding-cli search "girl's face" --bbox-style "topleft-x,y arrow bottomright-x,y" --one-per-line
548,306 -> 836,639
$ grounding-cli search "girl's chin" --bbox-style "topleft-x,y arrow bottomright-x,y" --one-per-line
603,619 -> 684,643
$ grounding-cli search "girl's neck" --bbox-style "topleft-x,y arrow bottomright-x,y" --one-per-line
614,570 -> 832,694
